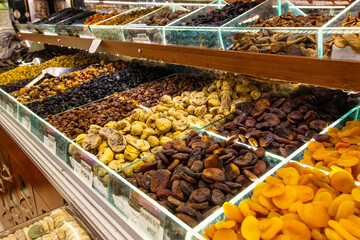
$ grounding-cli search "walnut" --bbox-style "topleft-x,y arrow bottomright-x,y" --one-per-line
155,118 -> 172,134
108,132 -> 126,152
130,123 -> 143,136
98,147 -> 114,165
194,105 -> 207,117
147,136 -> 160,148
124,145 -> 140,161
82,134 -> 102,150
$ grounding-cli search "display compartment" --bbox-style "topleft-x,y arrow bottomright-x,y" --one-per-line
107,129 -> 284,239
15,23 -> 34,33
55,24 -> 93,38
123,5 -> 191,45
33,24 -> 59,36
164,0 -> 227,49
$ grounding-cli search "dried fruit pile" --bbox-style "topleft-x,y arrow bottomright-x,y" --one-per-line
83,10 -> 119,25
47,94 -> 139,139
324,11 -> 360,57
201,161 -> 360,240
143,9 -> 189,26
98,7 -> 161,25
124,131 -> 271,227
300,119 -> 360,181
230,13 -> 331,57
11,61 -> 125,104
218,91 -> 354,157
26,63 -> 174,118
34,8 -> 84,24
185,1 -> 260,27
0,53 -> 98,85
118,73 -> 216,107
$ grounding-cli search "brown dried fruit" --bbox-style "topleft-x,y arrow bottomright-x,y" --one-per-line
189,188 -> 211,203
150,169 -> 171,192
202,168 -> 226,182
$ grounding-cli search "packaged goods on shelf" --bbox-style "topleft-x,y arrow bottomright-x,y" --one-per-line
26,62 -> 176,117
0,53 -> 98,85
11,61 -> 126,103
118,130 -> 282,228
200,161 -> 360,240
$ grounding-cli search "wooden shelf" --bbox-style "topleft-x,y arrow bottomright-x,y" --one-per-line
18,32 -> 360,92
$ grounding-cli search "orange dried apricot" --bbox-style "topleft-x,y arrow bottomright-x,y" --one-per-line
311,229 -> 326,240
351,187 -> 360,202
335,200 -> 355,221
215,220 -> 236,230
328,220 -> 358,240
308,141 -> 325,153
282,220 -> 311,240
260,217 -> 283,240
280,213 -> 301,222
298,174 -> 313,185
213,228 -> 237,240
204,224 -> 217,238
337,155 -> 359,167
339,218 -> 360,238
316,188 -> 338,199
241,216 -> 260,240
328,128 -> 339,138
259,218 -> 271,231
267,211 -> 281,219
330,171 -> 356,193
253,182 -> 267,197
248,200 -> 269,216
223,202 -> 244,223
313,191 -> 333,206
298,202 -> 330,227
325,228 -> 344,240
284,162 -> 301,173
276,167 -> 299,186
238,202 -> 256,217
311,168 -> 330,184
292,185 -> 314,202
288,201 -> 303,214
312,149 -> 332,161
273,186 -> 295,210
265,176 -> 282,185
328,194 -> 354,217
300,159 -> 314,166
259,195 -> 278,211
262,183 -> 286,198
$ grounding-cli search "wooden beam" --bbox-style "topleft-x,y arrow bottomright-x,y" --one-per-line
18,33 -> 360,92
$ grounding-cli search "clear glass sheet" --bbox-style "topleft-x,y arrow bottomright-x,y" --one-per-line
323,27 -> 360,59
55,24 -> 93,38
324,0 -> 360,27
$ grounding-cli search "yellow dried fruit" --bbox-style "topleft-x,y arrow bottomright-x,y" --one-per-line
241,216 -> 261,240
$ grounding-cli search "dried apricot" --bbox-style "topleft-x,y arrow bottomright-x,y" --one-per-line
330,171 -> 356,193
328,220 -> 358,240
284,162 -> 301,173
308,141 -> 325,153
204,224 -> 217,238
273,234 -> 291,240
260,217 -> 283,240
292,185 -> 314,202
259,219 -> 271,231
282,220 -> 311,240
259,195 -> 278,211
262,183 -> 286,198
267,211 -> 281,219
298,202 -> 330,227
328,194 -> 354,217
280,213 -> 301,222
213,228 -> 237,240
316,188 -> 338,199
310,168 -> 330,184
312,149 -> 332,161
311,229 -> 326,240
276,167 -> 299,185
248,200 -> 269,216
313,191 -> 333,206
215,220 -> 236,230
351,187 -> 360,202
265,176 -> 282,185
238,202 -> 256,217
325,228 -> 344,240
223,202 -> 244,223
335,200 -> 355,221
253,182 -> 267,197
273,186 -> 295,209
337,155 -> 359,167
339,218 -> 360,238
328,128 -> 339,138
298,174 -> 312,185
241,216 -> 260,240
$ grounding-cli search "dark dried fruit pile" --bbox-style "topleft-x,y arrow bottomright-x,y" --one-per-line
124,131 -> 270,227
47,95 -> 138,139
34,8 -> 84,24
0,73 -> 52,93
118,73 -> 216,107
219,90 -> 355,157
26,63 -> 175,118
185,1 -> 260,27
144,10 -> 189,26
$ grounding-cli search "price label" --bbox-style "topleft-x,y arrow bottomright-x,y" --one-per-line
80,159 -> 93,186
113,194 -> 130,218
93,177 -> 107,197
133,33 -> 151,44
22,115 -> 31,130
70,157 -> 81,174
44,134 -> 56,153
129,208 -> 140,227
140,208 -> 164,240
6,104 -> 13,116
89,38 -> 102,53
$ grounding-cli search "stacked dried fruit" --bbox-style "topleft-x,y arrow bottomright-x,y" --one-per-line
230,13 -> 332,57
11,61 -> 125,104
71,107 -> 192,173
143,9 -> 189,26
324,11 -> 360,57
83,10 -> 119,25
201,161 -> 360,240
124,131 -> 271,227
219,91 -> 353,157
0,53 -> 98,85
300,119 -> 360,181
118,73 -> 216,107
98,7 -> 161,25
47,94 -> 138,139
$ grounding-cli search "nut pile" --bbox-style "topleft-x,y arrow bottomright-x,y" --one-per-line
11,61 -> 125,104
2,208 -> 90,240
47,95 -> 139,139
98,7 -> 161,25
72,107 -> 193,173
185,1 -> 260,27
219,93 -> 348,157
201,161 -> 360,240
83,10 -> 119,25
118,73 -> 216,107
124,131 -> 271,227
143,9 -> 189,26
300,119 -> 360,181
27,63 -> 175,118
230,13 -> 332,57
324,12 -> 360,57
0,53 -> 98,85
